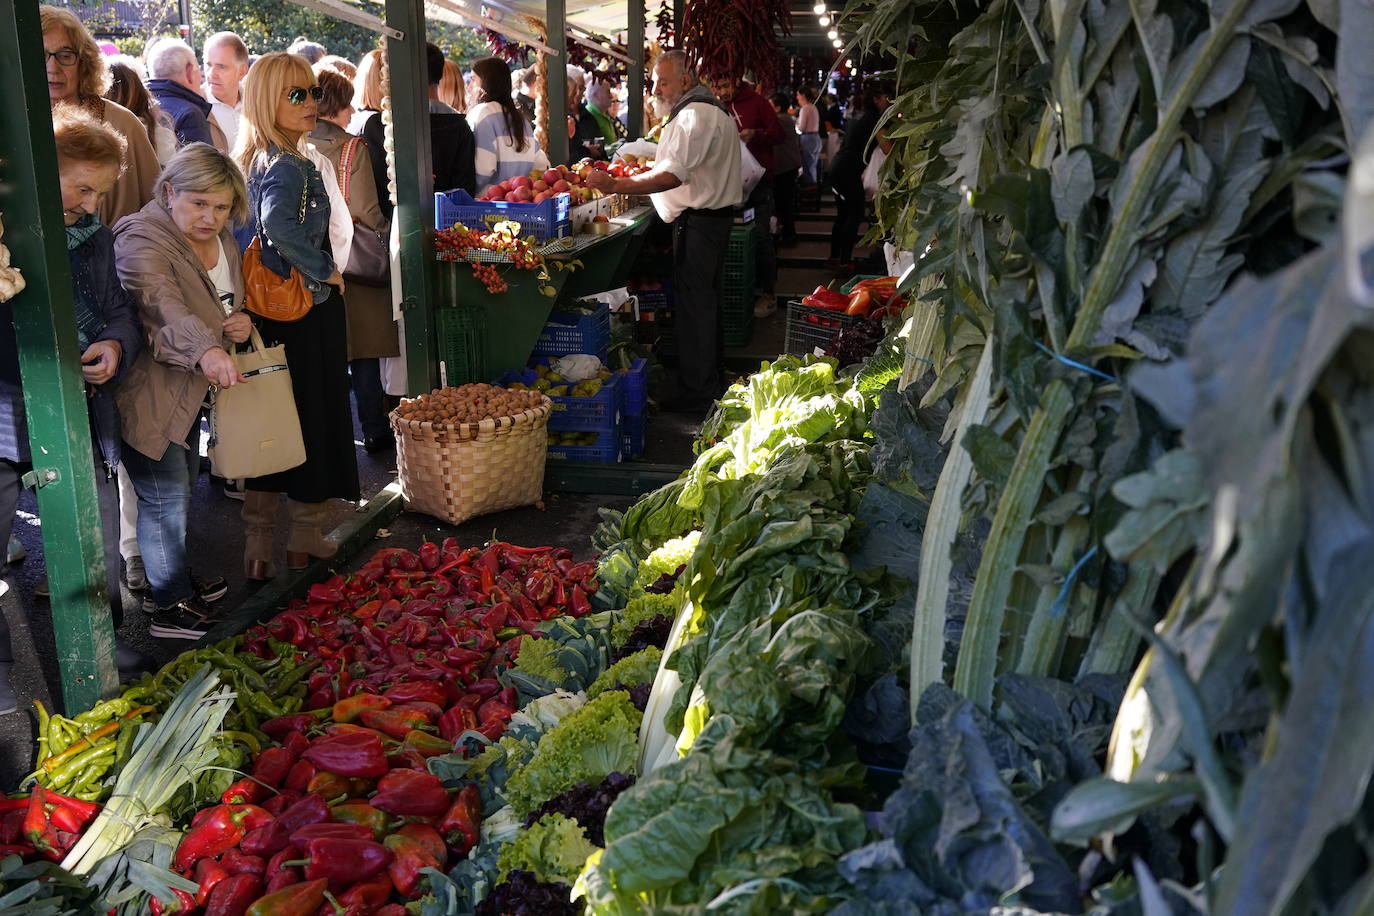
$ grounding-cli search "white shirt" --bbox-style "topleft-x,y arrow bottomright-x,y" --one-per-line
652,101 -> 743,222
205,87 -> 242,151
205,240 -> 236,317
305,144 -> 354,272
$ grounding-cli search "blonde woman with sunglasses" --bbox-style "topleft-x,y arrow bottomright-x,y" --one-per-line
233,52 -> 358,580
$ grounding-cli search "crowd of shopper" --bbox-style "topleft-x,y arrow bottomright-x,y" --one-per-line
0,4 -> 890,709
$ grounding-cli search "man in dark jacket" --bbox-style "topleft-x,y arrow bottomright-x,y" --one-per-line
427,43 -> 477,196
145,37 -> 226,151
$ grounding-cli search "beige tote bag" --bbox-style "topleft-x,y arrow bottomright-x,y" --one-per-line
207,326 -> 307,479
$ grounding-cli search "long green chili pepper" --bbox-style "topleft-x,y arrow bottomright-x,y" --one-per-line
33,701 -> 50,760
73,696 -> 135,726
47,741 -> 114,788
272,658 -> 320,695
219,731 -> 263,755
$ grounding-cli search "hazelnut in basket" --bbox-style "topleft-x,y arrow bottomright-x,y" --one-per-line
394,383 -> 546,426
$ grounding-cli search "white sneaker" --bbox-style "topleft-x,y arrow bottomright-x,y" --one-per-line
753,294 -> 777,318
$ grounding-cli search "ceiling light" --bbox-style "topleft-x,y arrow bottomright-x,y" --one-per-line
826,29 -> 838,39
832,38 -> 843,47
812,3 -> 825,12
818,15 -> 830,25
845,58 -> 854,67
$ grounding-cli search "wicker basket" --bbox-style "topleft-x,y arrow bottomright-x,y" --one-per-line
390,398 -> 552,525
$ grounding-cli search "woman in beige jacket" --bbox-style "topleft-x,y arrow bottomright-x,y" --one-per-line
113,144 -> 252,637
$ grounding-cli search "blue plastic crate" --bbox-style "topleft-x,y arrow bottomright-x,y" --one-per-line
435,189 -> 571,241
499,365 -> 621,433
618,359 -> 648,415
547,429 -> 621,463
631,279 -> 672,313
532,304 -> 611,358
620,412 -> 646,460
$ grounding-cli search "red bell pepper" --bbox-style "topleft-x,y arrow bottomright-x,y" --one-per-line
221,847 -> 266,876
402,730 -> 453,758
252,746 -> 297,788
245,877 -> 327,916
477,697 -> 515,727
337,870 -> 394,910
204,872 -> 262,916
193,857 -> 232,906
260,714 -> 321,742
304,771 -> 352,799
332,693 -> 391,724
262,793 -> 297,817
383,831 -> 440,898
150,887 -> 197,915
287,823 -> 373,846
391,700 -> 443,723
302,732 -> 389,779
358,707 -> 431,740
173,805 -> 273,872
264,867 -> 301,894
396,823 -> 447,868
240,822 -> 290,858
267,844 -> 302,877
381,681 -> 448,707
285,837 -> 392,883
221,777 -> 270,806
373,906 -> 408,916
329,804 -> 391,841
386,746 -> 430,772
368,769 -> 450,817
277,793 -> 331,833
467,678 -> 501,698
437,707 -> 478,743
23,787 -> 59,859
437,785 -> 480,856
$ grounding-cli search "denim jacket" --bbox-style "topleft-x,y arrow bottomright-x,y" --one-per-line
247,149 -> 336,304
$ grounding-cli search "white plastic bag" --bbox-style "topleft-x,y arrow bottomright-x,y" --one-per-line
551,354 -> 603,382
740,141 -> 767,197
862,147 -> 887,200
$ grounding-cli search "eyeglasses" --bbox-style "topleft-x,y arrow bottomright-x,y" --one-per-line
285,85 -> 323,105
45,48 -> 78,66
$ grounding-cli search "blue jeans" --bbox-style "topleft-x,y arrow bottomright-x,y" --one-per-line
350,358 -> 389,439
120,440 -> 193,609
799,133 -> 821,185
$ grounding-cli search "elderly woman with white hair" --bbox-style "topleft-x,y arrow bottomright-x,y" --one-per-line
39,4 -> 160,225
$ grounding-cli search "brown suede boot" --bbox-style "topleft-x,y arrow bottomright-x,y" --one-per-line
286,499 -> 339,570
241,490 -> 280,581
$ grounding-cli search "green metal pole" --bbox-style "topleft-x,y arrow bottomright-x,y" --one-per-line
545,0 -> 568,166
1,0 -> 119,710
627,0 -> 645,139
386,1 -> 438,397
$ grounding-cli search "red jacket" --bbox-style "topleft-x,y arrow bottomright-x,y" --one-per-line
727,85 -> 784,172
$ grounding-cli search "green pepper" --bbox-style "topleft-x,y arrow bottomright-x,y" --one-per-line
47,740 -> 114,790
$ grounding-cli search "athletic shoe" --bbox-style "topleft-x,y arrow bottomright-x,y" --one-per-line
142,574 -> 228,613
34,578 -> 49,598
148,599 -> 215,640
123,556 -> 149,592
222,479 -> 246,501
6,535 -> 25,564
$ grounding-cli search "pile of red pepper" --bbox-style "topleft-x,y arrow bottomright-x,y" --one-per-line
0,786 -> 99,861
158,540 -> 600,915
800,277 -> 906,318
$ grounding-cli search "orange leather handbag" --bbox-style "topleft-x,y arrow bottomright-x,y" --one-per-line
242,237 -> 313,322
242,152 -> 314,322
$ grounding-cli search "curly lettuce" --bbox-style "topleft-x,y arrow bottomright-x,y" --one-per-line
497,813 -> 599,885
611,593 -> 680,650
504,691 -> 643,818
587,647 -> 662,699
632,532 -> 701,589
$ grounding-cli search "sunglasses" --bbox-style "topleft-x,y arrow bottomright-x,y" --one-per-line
286,85 -> 323,105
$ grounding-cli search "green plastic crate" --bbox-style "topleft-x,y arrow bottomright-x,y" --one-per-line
436,306 -> 486,387
721,225 -> 757,347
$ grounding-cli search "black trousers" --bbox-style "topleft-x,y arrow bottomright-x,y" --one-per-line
745,177 -> 777,295
830,170 -> 865,263
672,208 -> 734,401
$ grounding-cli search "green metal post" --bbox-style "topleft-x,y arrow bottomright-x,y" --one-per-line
627,0 -> 645,139
386,0 -> 438,396
545,0 -> 568,166
1,0 -> 119,710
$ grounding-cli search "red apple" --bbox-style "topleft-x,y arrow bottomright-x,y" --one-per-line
543,169 -> 562,185
511,176 -> 532,190
552,180 -> 570,193
533,180 -> 549,192
504,191 -> 522,203
533,191 -> 550,203
516,187 -> 534,202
